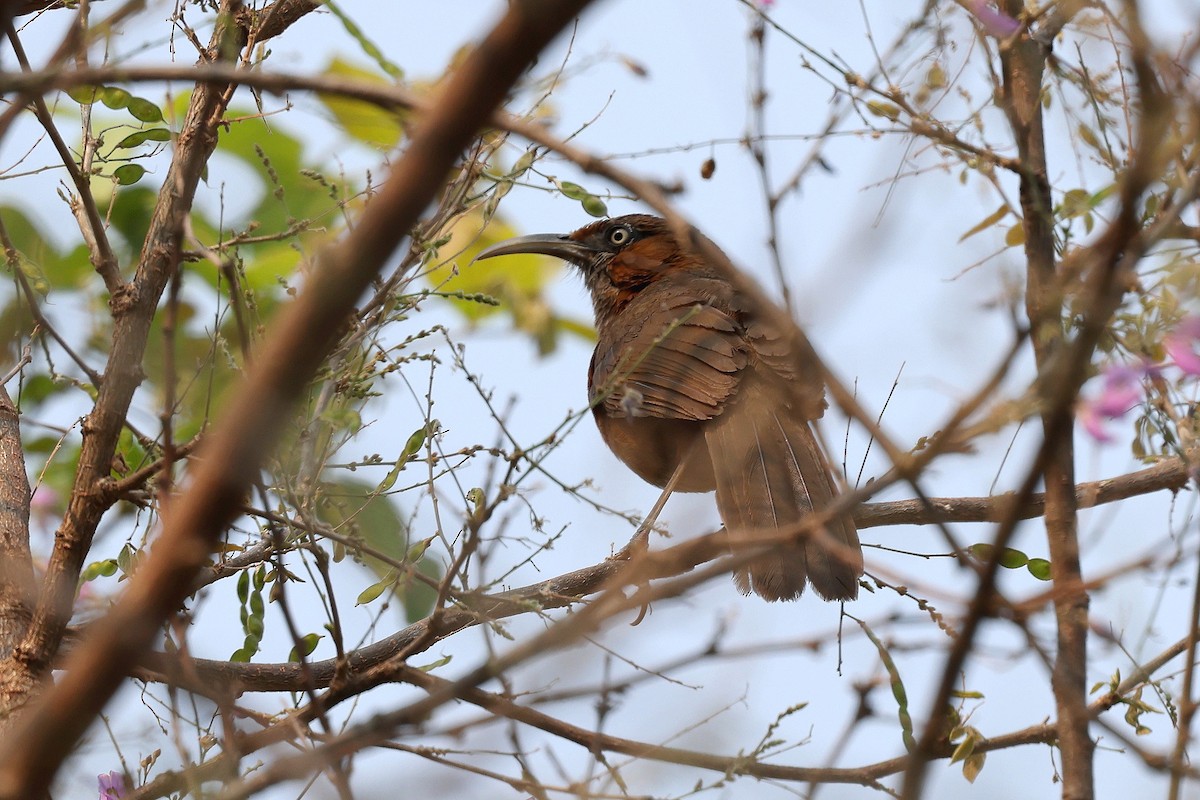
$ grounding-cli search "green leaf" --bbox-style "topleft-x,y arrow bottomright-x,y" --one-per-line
1004,223 -> 1025,247
125,96 -> 164,123
997,548 -> 1028,569
356,573 -> 396,606
66,85 -> 100,104
966,543 -> 993,561
98,86 -> 132,110
859,620 -> 914,752
81,559 -> 119,582
113,164 -> 146,185
581,194 -> 608,217
406,535 -> 434,562
397,420 -> 438,465
374,459 -> 406,497
1026,558 -> 1052,580
288,633 -> 323,663
19,374 -> 61,405
559,181 -> 589,200
967,543 -> 1031,570
114,128 -> 171,149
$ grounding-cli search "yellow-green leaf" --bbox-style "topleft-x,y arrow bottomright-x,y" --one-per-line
356,573 -> 396,606
959,205 -> 1008,243
1004,222 -> 1025,247
866,100 -> 901,120
418,655 -> 452,672
288,633 -> 323,662
315,57 -> 405,149
406,535 -> 434,562
423,211 -> 562,323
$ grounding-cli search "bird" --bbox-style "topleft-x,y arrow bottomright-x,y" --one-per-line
476,214 -> 862,601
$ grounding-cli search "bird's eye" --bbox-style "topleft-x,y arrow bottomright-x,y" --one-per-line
606,225 -> 633,247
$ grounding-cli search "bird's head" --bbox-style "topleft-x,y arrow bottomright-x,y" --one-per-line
475,214 -> 696,320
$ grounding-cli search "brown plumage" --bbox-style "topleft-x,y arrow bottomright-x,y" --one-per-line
477,214 -> 862,601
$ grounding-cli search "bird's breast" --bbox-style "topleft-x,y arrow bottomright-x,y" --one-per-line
590,409 -> 715,492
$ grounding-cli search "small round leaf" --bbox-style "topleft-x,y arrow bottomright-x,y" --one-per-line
113,164 -> 146,185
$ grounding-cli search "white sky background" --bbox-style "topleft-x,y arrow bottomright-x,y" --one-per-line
8,1 -> 1200,798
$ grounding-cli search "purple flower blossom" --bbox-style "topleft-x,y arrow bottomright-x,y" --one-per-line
98,771 -> 127,799
1165,316 -> 1200,375
966,1 -> 1020,38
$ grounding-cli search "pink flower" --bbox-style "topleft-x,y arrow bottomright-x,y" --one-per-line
98,771 -> 127,799
966,1 -> 1020,38
1165,316 -> 1200,375
1092,365 -> 1145,416
1078,402 -> 1113,443
1078,362 -> 1153,442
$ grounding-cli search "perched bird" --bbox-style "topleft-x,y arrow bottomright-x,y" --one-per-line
477,214 -> 862,601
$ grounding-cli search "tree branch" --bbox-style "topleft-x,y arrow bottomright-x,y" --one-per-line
0,384 -> 34,737
0,2 -> 598,796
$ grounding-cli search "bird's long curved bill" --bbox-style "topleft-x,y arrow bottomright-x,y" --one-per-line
473,233 -> 596,264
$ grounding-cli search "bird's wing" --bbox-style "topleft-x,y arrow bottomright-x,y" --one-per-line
590,295 -> 747,421
734,297 -> 826,420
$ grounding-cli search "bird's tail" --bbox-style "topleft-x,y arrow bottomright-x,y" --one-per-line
705,385 -> 862,601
